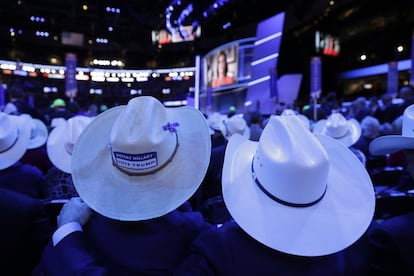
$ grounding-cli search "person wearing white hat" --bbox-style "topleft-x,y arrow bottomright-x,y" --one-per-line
313,111 -> 367,165
36,113 -> 376,275
0,112 -> 46,199
220,114 -> 250,140
175,114 -> 374,274
206,112 -> 227,148
43,115 -> 94,202
369,103 -> 414,193
34,96 -> 214,275
19,114 -> 53,174
196,113 -> 250,224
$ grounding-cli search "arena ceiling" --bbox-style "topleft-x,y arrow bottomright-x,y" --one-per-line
0,0 -> 412,73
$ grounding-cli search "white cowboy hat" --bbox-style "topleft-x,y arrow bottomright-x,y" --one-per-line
312,112 -> 361,147
222,115 -> 375,256
71,96 -> 211,221
50,117 -> 67,129
220,114 -> 250,139
207,112 -> 227,132
281,109 -> 310,129
0,112 -> 31,169
370,104 -> 414,155
47,115 -> 94,173
20,114 -> 48,149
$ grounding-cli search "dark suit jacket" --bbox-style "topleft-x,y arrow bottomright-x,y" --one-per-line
177,221 -> 374,275
0,162 -> 45,199
368,211 -> 414,275
0,188 -> 53,275
34,219 -> 374,276
34,210 -> 212,276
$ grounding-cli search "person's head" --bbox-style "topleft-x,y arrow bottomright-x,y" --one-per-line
216,51 -> 228,76
399,86 -> 413,99
360,115 -> 380,139
71,96 -> 211,221
50,98 -> 66,109
220,114 -> 250,139
7,85 -> 24,100
222,114 -> 375,256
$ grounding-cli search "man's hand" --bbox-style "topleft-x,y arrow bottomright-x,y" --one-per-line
57,197 -> 92,227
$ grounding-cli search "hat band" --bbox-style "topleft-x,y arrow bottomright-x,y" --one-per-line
0,130 -> 19,154
110,132 -> 179,176
251,161 -> 327,208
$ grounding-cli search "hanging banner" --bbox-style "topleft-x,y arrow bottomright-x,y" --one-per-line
387,61 -> 398,96
269,67 -> 278,99
310,56 -> 322,99
65,53 -> 78,99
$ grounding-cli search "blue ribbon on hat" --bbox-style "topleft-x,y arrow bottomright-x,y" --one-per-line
163,122 -> 180,133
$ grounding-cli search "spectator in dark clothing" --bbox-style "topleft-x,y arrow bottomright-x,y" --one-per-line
0,112 -> 45,199
370,104 -> 414,193
34,96 -> 214,275
3,84 -> 36,117
0,188 -> 53,275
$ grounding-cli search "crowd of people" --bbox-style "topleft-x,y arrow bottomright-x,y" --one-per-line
1,81 -> 414,275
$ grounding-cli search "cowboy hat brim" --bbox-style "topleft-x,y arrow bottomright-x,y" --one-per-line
28,118 -> 48,149
369,135 -> 414,156
0,115 -> 31,170
72,105 -> 211,221
47,124 -> 71,173
222,133 -> 375,256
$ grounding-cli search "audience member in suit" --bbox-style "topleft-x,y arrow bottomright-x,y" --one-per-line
368,211 -> 414,274
19,114 -> 53,175
0,188 -> 53,275
33,96 -> 214,275
206,112 -> 227,148
353,115 -> 381,160
373,93 -> 400,125
43,115 -> 94,202
176,115 -> 375,275
0,112 -> 45,198
370,104 -> 414,193
3,84 -> 36,117
197,115 -> 250,224
36,114 -> 376,275
245,111 -> 263,141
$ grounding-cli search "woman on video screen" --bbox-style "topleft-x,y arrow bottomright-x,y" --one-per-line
212,51 -> 235,88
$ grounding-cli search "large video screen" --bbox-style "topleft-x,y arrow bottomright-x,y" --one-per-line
203,44 -> 239,90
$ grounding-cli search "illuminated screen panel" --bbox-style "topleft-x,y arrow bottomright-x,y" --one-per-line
203,44 -> 238,89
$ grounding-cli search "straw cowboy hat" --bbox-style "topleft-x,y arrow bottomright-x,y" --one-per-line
20,114 -> 48,149
0,112 -> 31,169
71,96 -> 211,221
313,112 -> 361,147
220,114 -> 250,139
47,115 -> 94,173
370,104 -> 414,155
222,115 -> 375,256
